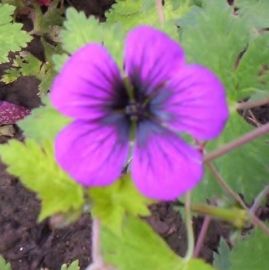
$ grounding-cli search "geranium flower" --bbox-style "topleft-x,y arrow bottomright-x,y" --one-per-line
51,26 -> 228,200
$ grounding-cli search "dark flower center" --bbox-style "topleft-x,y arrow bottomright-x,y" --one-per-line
110,76 -> 152,124
125,100 -> 148,121
104,75 -> 164,143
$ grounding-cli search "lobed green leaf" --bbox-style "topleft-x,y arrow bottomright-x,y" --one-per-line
18,97 -> 71,144
178,0 -> 250,100
105,0 -> 194,33
58,7 -> 125,69
0,256 -> 11,270
233,33 -> 269,98
178,0 -> 269,101
61,8 -> 102,53
89,174 -> 153,234
235,0 -> 269,30
52,53 -> 69,72
213,238 -> 231,270
230,227 -> 269,270
0,4 -> 32,64
0,139 -> 84,221
31,0 -> 64,36
61,260 -> 80,270
101,215 -> 216,270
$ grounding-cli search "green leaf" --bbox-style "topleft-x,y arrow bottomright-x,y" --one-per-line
105,0 -> 155,32
236,0 -> 269,30
230,227 -> 269,270
178,0 -> 269,100
6,52 -> 43,79
192,113 -> 269,203
178,0 -> 250,100
0,3 -> 32,63
58,7 -> 125,68
105,0 -> 193,33
31,0 -> 64,36
0,139 -> 84,221
60,8 -> 125,67
213,238 -> 231,270
102,23 -> 125,67
41,37 -> 63,63
233,33 -> 269,98
89,174 -> 153,234
103,0 -> 196,64
101,215 -> 216,270
186,259 -> 216,270
61,8 -> 102,53
1,51 -> 42,83
18,97 -> 71,143
38,38 -> 61,94
0,256 -> 11,270
248,91 -> 269,102
1,38 -> 60,93
61,260 -> 80,270
38,65 -> 56,94
52,53 -> 69,72
0,67 -> 20,83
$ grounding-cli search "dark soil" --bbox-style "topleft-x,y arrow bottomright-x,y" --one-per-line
0,173 -> 223,269
0,1 -> 266,269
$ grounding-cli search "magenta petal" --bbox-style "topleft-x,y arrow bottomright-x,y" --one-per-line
124,26 -> 185,94
131,125 -> 203,200
50,44 -> 122,121
155,64 -> 229,140
55,121 -> 129,187
0,101 -> 30,124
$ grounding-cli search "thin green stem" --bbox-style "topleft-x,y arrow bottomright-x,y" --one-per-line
184,191 -> 194,260
191,204 -> 247,228
123,76 -> 134,101
203,122 -> 269,163
235,97 -> 269,111
207,162 -> 269,235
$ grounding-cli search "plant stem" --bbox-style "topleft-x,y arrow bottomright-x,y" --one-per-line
203,122 -> 269,163
207,162 -> 269,235
235,97 -> 269,111
87,218 -> 116,270
156,0 -> 165,24
193,216 -> 211,258
92,218 -> 103,265
191,204 -> 247,228
184,191 -> 194,260
250,185 -> 269,215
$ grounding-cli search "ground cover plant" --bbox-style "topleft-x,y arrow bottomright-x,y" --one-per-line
0,0 -> 269,269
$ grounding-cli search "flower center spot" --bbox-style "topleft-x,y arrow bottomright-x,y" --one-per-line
125,101 -> 146,121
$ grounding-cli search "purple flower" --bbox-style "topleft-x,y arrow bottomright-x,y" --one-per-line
51,26 -> 228,200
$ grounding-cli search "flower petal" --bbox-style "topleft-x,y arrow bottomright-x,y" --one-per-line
131,121 -> 203,200
124,26 -> 185,96
55,120 -> 129,187
51,44 -> 124,121
152,64 -> 229,140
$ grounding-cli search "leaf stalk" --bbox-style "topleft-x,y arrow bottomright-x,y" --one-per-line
184,191 -> 195,261
203,122 -> 269,163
